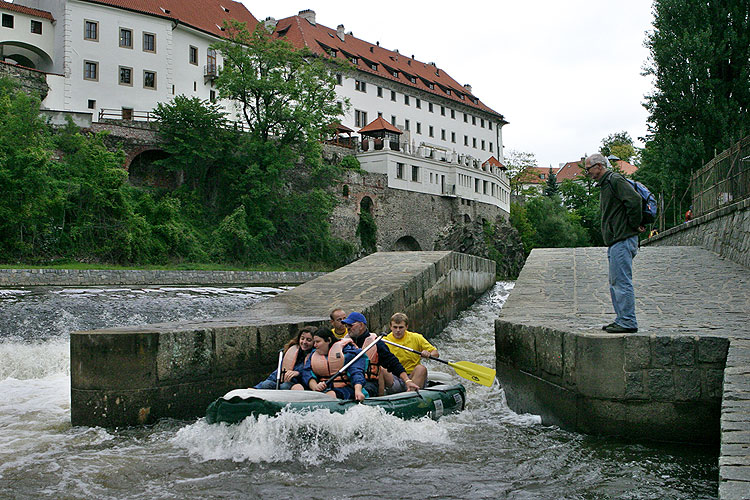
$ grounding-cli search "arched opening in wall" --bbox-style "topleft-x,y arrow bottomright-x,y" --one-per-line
357,196 -> 377,253
342,184 -> 349,197
127,149 -> 177,189
393,235 -> 421,251
464,214 -> 472,223
0,41 -> 54,72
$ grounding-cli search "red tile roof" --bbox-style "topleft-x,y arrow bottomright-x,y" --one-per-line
613,159 -> 638,175
483,156 -> 506,170
517,166 -> 557,184
78,0 -> 258,38
273,15 -> 505,121
358,116 -> 402,134
556,161 -> 586,181
0,1 -> 54,21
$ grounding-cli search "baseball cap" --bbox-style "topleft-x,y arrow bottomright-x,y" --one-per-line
341,312 -> 367,325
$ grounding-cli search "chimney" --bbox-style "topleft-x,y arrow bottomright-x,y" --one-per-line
337,24 -> 345,41
463,83 -> 472,93
298,9 -> 316,25
263,17 -> 277,32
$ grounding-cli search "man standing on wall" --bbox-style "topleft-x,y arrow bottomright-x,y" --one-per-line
585,153 -> 644,333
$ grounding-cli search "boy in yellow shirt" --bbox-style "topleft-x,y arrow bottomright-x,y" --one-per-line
383,312 -> 439,389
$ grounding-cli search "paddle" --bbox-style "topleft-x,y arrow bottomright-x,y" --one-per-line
274,349 -> 284,390
325,335 -> 383,389
381,338 -> 496,387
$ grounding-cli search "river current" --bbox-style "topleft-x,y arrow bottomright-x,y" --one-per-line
0,283 -> 717,499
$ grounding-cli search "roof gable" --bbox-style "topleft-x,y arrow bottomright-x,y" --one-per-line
358,116 -> 402,134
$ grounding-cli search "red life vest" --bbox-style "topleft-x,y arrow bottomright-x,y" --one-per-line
310,339 -> 353,388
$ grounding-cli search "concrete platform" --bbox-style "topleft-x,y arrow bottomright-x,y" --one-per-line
494,246 -> 749,499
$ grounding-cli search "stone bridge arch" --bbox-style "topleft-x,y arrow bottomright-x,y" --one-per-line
392,235 -> 422,251
127,147 -> 178,189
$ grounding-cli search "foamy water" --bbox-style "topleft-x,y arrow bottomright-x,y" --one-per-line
0,283 -> 718,499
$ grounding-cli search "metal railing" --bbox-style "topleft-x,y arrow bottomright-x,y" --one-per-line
691,135 -> 750,217
99,108 -> 158,121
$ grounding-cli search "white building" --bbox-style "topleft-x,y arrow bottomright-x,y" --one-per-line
1,1 -> 510,215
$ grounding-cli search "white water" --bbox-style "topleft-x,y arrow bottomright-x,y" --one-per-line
0,283 -> 717,499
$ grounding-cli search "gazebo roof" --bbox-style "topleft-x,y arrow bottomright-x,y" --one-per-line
358,117 -> 402,135
328,122 -> 354,133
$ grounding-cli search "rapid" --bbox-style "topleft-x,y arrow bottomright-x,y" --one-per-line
0,283 -> 717,499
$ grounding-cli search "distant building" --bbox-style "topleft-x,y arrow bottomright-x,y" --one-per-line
556,156 -> 637,184
516,166 -> 559,195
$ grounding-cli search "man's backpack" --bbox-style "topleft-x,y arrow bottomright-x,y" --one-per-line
626,179 -> 658,225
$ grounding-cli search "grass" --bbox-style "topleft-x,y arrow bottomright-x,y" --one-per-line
0,260 -> 336,272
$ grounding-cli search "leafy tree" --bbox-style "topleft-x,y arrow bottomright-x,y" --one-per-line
639,0 -> 750,226
559,178 -> 603,246
525,196 -> 589,249
509,202 -> 535,256
600,131 -> 636,162
505,150 -> 539,197
543,166 -> 559,197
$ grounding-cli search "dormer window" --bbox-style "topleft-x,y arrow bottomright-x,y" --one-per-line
446,89 -> 451,95
460,94 -> 465,100
392,70 -> 398,78
428,83 -> 434,89
160,7 -> 170,14
370,63 -> 377,70
350,56 -> 358,64
409,76 -> 416,84
220,5 -> 229,12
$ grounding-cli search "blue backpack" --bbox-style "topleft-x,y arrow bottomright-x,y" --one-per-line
626,179 -> 658,225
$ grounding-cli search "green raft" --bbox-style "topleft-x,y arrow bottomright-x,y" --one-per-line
206,373 -> 466,424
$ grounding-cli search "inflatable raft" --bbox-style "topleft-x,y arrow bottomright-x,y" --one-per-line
206,373 -> 466,424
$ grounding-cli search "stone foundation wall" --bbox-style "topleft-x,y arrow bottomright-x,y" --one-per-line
0,61 -> 48,99
643,197 -> 750,269
71,251 -> 496,427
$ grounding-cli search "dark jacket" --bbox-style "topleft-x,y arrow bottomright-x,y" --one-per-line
351,329 -> 407,378
598,170 -> 642,246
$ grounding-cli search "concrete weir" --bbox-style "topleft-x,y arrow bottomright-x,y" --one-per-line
71,251 -> 495,427
496,246 -> 749,447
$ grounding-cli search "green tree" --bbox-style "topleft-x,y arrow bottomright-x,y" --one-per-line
543,166 -> 559,197
559,178 -> 603,246
505,149 -> 539,197
525,196 -> 589,249
639,0 -> 750,225
600,131 -> 636,163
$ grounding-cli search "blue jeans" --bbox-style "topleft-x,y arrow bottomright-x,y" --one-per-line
254,379 -> 293,390
607,236 -> 638,329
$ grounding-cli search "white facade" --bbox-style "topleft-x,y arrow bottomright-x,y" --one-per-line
0,3 -> 55,71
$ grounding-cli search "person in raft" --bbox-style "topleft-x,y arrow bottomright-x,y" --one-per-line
341,312 -> 420,396
301,327 -> 368,401
329,307 -> 348,340
254,326 -> 315,390
383,312 -> 439,389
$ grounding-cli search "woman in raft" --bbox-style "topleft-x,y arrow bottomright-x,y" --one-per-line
301,327 -> 368,401
254,326 -> 315,390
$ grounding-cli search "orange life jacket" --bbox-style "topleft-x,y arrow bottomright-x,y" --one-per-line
310,339 -> 353,388
360,333 -> 380,381
281,345 -> 300,372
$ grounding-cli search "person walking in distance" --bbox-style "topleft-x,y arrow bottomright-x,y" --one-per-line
585,153 -> 644,333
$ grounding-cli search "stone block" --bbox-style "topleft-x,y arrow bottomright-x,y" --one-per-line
495,321 -> 536,373
697,336 -> 730,364
674,368 -> 702,401
672,336 -> 696,366
646,369 -> 675,400
156,329 -> 213,383
562,332 -> 576,388
624,371 -> 646,399
650,335 -> 672,366
624,335 -> 650,370
704,369 -> 725,399
575,334 -> 625,398
214,326 -> 257,374
535,327 -> 563,379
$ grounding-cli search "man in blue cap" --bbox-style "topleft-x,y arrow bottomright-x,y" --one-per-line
341,312 -> 420,396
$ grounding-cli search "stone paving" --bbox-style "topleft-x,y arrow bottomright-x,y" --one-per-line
500,245 -> 749,499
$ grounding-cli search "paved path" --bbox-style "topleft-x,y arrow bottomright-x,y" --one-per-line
501,246 -> 749,499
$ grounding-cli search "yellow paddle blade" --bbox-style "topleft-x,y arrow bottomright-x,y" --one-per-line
448,360 -> 496,387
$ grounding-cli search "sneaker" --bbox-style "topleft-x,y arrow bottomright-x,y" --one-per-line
603,323 -> 638,333
601,322 -> 617,331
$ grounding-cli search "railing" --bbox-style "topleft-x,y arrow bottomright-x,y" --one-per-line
99,108 -> 158,121
692,135 -> 750,217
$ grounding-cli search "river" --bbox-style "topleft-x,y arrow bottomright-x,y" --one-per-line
0,283 -> 717,499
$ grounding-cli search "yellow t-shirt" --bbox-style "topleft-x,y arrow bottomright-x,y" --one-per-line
383,330 -> 436,374
332,327 -> 348,340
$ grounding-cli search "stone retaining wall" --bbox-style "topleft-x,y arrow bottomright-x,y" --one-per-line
643,197 -> 750,269
71,251 -> 496,427
0,269 -> 324,287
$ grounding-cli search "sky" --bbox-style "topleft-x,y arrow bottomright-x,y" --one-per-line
240,0 -> 656,169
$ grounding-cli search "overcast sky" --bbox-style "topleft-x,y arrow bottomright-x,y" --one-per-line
241,0 -> 656,169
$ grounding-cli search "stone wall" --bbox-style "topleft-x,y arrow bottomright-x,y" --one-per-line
0,269 -> 324,287
643,197 -> 750,269
70,251 -> 496,427
331,170 -> 507,253
0,61 -> 48,99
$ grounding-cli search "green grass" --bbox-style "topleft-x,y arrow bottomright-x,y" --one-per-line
0,260 -> 336,272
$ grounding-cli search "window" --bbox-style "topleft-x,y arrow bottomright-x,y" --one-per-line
119,28 -> 132,48
87,99 -> 96,109
481,139 -> 486,150
350,56 -> 358,64
489,143 -> 493,152
441,106 -> 445,116
464,135 -> 468,146
391,115 -> 396,125
475,179 -> 480,192
390,90 -> 396,101
193,81 -> 197,91
483,180 -> 488,194
2,14 -> 13,28
143,70 -> 156,89
472,138 -> 477,148
369,62 -> 377,70
472,116 -> 476,125
404,119 -> 410,131
464,113 -> 468,123
122,108 -> 133,120
411,166 -> 420,182
416,122 -> 422,134
377,86 -> 383,97
451,109 -> 455,119
428,102 -> 433,113
189,46 -> 198,65
83,60 -> 98,81
207,48 -> 217,75
355,109 -> 368,127
489,122 -> 493,130
396,163 -> 405,179
429,126 -> 434,138
336,74 -> 342,85
355,80 -> 366,92
143,32 -> 155,52
404,95 -> 410,105
210,90 -> 216,102
416,98 -> 421,109
451,132 -> 456,143
377,111 -> 383,117
119,66 -> 133,85
84,20 -> 98,41
30,20 -> 42,34
481,118 -> 485,128
441,129 -> 446,140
